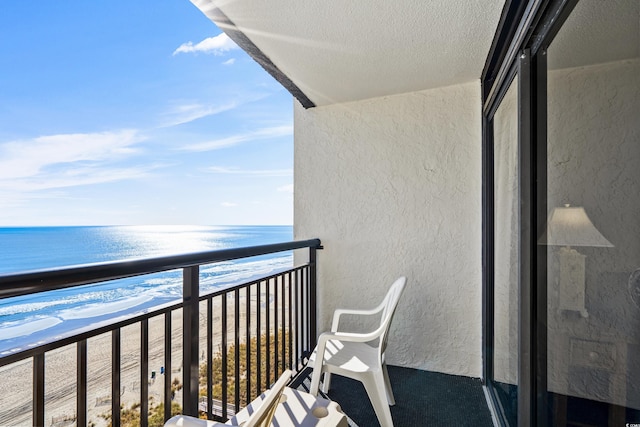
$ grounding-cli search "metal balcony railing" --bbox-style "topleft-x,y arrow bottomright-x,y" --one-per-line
0,239 -> 321,427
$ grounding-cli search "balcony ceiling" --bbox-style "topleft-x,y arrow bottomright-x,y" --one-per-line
548,0 -> 640,71
191,0 -> 505,107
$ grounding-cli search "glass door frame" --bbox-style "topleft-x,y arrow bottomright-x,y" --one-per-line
484,62 -> 521,426
481,0 -> 580,425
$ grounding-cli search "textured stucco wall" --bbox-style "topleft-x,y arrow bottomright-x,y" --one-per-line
294,82 -> 482,377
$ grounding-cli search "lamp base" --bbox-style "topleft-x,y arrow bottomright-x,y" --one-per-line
558,246 -> 588,318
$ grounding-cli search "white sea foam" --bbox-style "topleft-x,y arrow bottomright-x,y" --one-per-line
0,287 -> 119,317
0,299 -> 72,317
0,317 -> 62,340
200,255 -> 292,276
199,256 -> 293,289
58,295 -> 153,320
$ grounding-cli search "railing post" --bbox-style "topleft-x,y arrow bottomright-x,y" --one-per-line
140,319 -> 149,427
309,245 -> 318,350
183,266 -> 200,416
112,329 -> 121,427
164,313 -> 172,422
77,340 -> 87,427
33,353 -> 45,427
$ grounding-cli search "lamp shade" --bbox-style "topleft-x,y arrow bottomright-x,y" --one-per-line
539,205 -> 613,247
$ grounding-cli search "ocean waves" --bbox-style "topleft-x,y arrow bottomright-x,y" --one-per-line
0,225 -> 294,355
0,317 -> 63,341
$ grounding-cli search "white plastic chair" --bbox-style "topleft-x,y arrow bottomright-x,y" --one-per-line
165,369 -> 292,427
308,276 -> 407,427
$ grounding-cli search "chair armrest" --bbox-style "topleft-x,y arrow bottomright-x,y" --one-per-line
319,328 -> 383,346
331,300 -> 386,332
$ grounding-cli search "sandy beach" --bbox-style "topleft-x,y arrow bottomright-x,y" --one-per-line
0,278 -> 294,427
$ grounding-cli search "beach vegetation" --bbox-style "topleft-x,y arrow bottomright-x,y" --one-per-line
98,399 -> 182,427
199,329 -> 291,409
95,329 -> 291,425
96,379 -> 183,427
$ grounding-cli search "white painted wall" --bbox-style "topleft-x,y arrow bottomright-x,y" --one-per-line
294,82 -> 483,377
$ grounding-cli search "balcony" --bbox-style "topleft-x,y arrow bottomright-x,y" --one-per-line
0,239 -> 493,427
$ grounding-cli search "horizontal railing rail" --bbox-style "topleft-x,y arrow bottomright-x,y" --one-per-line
0,239 -> 321,299
0,239 -> 321,427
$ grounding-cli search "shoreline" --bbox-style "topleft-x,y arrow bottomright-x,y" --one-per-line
0,263 -> 292,357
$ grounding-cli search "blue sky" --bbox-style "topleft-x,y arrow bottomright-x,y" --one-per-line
0,1 -> 294,226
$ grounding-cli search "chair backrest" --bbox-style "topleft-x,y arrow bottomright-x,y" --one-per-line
378,277 -> 406,356
244,369 -> 292,427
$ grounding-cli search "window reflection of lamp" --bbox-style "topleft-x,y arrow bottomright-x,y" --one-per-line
539,204 -> 613,317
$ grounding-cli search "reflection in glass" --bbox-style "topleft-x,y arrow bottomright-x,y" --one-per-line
493,76 -> 519,426
546,0 -> 640,424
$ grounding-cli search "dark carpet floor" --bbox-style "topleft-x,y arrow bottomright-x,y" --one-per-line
293,365 -> 493,427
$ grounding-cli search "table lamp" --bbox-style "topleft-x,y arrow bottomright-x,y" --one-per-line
539,204 -> 613,317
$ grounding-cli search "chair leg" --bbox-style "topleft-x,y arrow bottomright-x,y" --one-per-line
309,364 -> 323,396
321,373 -> 332,393
361,371 -> 394,427
382,363 -> 395,406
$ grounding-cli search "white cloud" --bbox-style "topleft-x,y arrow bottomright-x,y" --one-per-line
277,184 -> 294,193
13,165 -> 154,192
183,125 -> 293,152
221,202 -> 238,208
222,58 -> 236,66
159,92 -> 273,128
160,102 -> 238,127
173,33 -> 239,56
0,130 -> 149,192
207,167 -> 292,177
0,130 -> 142,180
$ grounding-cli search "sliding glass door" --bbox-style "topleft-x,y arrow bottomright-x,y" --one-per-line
545,1 -> 640,424
483,0 -> 640,425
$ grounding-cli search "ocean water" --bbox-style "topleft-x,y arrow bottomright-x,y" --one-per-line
0,225 -> 293,355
